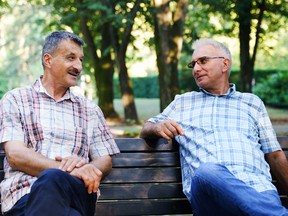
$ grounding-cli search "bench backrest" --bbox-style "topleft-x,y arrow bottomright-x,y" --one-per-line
96,138 -> 192,215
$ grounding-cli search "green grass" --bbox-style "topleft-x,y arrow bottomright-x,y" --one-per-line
266,106 -> 288,120
114,98 -> 160,122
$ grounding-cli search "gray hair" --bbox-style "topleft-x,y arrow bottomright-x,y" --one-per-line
192,38 -> 232,72
42,31 -> 84,67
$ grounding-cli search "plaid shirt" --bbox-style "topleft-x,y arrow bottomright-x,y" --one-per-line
0,77 -> 120,213
148,84 -> 281,198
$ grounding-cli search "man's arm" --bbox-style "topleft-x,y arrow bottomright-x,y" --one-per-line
90,155 -> 112,177
140,120 -> 184,140
4,140 -> 61,176
265,150 -> 288,195
4,140 -> 113,194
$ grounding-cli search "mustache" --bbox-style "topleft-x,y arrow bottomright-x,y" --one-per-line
68,68 -> 80,75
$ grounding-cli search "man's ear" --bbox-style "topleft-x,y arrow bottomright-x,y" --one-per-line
43,53 -> 52,68
222,58 -> 230,73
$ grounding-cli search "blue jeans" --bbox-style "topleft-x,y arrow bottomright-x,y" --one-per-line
4,169 -> 97,216
188,163 -> 288,216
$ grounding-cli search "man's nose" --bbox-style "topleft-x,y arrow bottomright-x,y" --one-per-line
193,63 -> 201,76
74,59 -> 83,72
193,61 -> 202,71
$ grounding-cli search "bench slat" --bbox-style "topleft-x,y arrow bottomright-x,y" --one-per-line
112,152 -> 180,167
102,167 -> 182,183
99,183 -> 186,199
116,138 -> 177,152
278,136 -> 288,149
96,199 -> 192,216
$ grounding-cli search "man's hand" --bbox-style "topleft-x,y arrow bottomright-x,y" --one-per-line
153,119 -> 184,140
70,164 -> 103,194
55,156 -> 87,172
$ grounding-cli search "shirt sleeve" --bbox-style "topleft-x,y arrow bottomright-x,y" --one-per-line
147,95 -> 179,123
0,91 -> 26,149
256,100 -> 281,154
88,104 -> 120,159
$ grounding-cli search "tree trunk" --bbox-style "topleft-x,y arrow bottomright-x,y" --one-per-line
99,23 -> 119,119
153,0 -> 187,111
109,0 -> 141,124
78,5 -> 119,118
118,54 -> 139,124
170,0 -> 188,96
237,0 -> 266,93
154,0 -> 173,111
237,0 -> 253,92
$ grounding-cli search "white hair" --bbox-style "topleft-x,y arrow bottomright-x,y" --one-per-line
192,38 -> 232,72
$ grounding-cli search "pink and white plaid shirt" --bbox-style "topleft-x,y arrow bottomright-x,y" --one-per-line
0,77 -> 120,213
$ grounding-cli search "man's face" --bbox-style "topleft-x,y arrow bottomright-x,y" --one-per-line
191,45 -> 226,92
47,39 -> 84,88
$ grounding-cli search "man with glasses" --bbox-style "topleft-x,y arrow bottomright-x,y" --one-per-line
140,38 -> 288,215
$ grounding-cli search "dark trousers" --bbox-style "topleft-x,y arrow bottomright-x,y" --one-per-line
4,169 -> 97,216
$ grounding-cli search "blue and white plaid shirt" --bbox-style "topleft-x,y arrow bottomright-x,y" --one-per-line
147,84 -> 281,198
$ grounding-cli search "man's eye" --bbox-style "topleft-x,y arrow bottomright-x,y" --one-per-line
67,56 -> 75,60
199,57 -> 207,64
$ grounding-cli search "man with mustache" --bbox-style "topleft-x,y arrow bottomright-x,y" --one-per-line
0,31 -> 120,216
140,38 -> 288,215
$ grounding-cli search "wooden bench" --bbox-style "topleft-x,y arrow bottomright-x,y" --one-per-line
0,137 -> 288,215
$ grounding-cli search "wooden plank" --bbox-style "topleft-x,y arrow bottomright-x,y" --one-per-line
0,155 -> 4,170
281,197 -> 288,208
283,151 -> 288,160
98,183 -> 186,200
112,152 -> 180,167
0,171 -> 3,181
102,167 -> 182,183
115,138 -> 178,152
95,199 -> 192,216
278,136 -> 288,149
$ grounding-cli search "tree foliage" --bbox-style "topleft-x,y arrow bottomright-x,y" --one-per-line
40,0 -> 145,122
193,0 -> 288,92
0,0 -> 52,94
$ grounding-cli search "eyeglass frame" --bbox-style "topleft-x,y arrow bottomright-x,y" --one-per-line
187,56 -> 225,69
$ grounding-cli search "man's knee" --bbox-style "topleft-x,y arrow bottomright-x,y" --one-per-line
39,168 -> 68,180
33,168 -> 71,190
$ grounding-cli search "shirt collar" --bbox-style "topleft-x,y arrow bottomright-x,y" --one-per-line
200,83 -> 236,96
32,76 -> 76,102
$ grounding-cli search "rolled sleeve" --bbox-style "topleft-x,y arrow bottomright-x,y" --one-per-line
0,92 -> 26,148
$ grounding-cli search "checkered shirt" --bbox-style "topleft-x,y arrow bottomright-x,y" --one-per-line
0,77 -> 120,213
147,84 -> 281,198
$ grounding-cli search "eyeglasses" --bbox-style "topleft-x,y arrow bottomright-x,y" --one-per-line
187,56 -> 225,69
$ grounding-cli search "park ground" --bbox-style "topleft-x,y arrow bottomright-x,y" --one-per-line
108,98 -> 288,138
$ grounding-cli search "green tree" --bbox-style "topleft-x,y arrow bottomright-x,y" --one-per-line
198,0 -> 288,92
43,0 -> 119,119
152,0 -> 188,111
108,0 -> 143,124
44,0 -> 144,123
0,0 -> 52,98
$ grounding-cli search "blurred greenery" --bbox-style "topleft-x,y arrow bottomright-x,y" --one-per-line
0,0 -> 287,116
254,71 -> 288,107
110,69 -> 288,101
